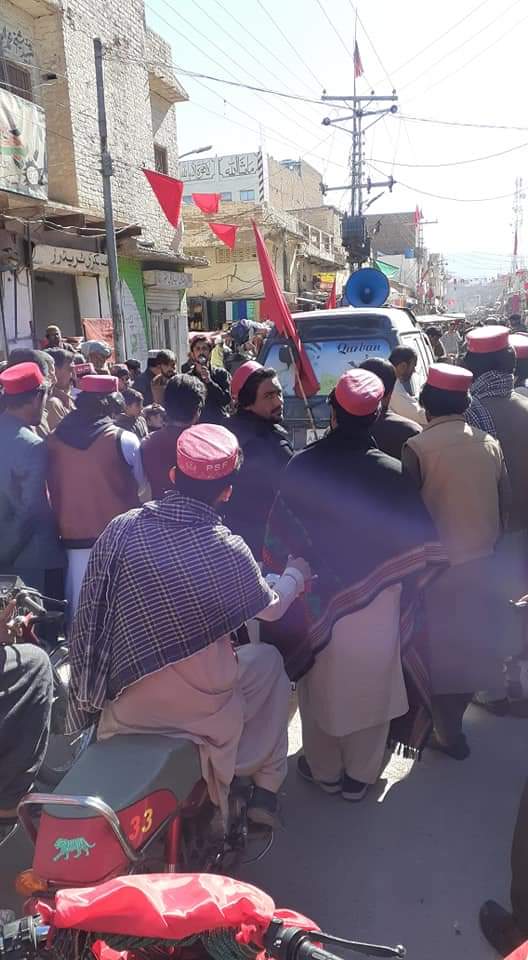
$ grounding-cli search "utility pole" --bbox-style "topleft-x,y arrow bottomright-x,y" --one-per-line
321,92 -> 398,273
93,37 -> 125,360
511,176 -> 525,274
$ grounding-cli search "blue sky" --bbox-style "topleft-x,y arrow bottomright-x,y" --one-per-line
146,0 -> 528,278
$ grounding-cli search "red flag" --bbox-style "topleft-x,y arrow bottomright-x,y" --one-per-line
413,205 -> 421,225
143,169 -> 183,227
209,222 -> 238,249
192,193 -> 221,215
354,42 -> 364,79
252,221 -> 319,398
325,278 -> 337,310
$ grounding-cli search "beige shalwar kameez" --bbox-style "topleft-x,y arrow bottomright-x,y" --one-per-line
97,568 -> 303,814
297,583 -> 408,784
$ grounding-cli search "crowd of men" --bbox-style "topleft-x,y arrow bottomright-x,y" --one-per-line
2,317 -> 528,955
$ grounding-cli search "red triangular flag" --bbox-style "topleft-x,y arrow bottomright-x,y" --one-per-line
413,205 -> 420,225
209,222 -> 238,249
354,42 -> 364,79
252,220 -> 319,398
325,278 -> 337,310
192,193 -> 221,215
143,169 -> 183,227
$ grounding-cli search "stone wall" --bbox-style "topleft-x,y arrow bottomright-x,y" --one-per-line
268,157 -> 323,211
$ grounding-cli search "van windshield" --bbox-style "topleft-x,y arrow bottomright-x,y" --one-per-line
265,337 -> 391,397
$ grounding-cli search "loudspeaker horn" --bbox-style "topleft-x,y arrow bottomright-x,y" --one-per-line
344,267 -> 390,308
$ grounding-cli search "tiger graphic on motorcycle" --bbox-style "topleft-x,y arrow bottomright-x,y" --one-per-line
52,837 -> 96,861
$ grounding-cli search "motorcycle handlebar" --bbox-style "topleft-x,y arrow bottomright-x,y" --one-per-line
263,921 -> 406,960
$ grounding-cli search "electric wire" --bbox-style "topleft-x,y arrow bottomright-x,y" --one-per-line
209,0 -> 322,97
387,0 -> 491,79
368,162 -> 518,203
368,138 -> 528,169
147,0 -> 323,143
399,0 -> 521,92
254,0 -> 325,89
407,8 -> 528,102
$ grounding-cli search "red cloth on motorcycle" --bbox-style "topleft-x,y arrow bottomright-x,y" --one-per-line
38,874 -> 319,943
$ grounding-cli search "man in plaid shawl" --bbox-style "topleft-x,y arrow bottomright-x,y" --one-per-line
67,424 -> 310,826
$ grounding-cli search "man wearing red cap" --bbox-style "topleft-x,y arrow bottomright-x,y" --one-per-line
265,369 -> 444,800
0,362 -> 64,593
225,361 -> 292,556
464,325 -> 528,713
47,374 -> 144,616
67,423 -> 310,826
402,364 -> 509,757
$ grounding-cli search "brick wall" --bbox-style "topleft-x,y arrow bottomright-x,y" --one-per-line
24,1 -> 185,252
268,157 -> 323,211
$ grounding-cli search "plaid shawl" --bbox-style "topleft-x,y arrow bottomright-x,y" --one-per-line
263,430 -> 447,756
67,493 -> 273,733
466,371 -> 515,438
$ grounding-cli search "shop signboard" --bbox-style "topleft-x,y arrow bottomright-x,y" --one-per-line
0,88 -> 47,200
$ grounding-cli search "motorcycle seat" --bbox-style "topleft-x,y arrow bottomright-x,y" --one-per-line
44,734 -> 202,820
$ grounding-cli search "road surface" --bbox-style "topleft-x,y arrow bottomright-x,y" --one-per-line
1,704 -> 525,960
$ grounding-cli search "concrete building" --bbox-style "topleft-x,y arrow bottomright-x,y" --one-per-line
181,152 -> 346,329
0,0 -> 203,364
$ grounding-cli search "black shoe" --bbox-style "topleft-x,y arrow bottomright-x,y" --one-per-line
296,755 -> 342,794
247,787 -> 278,827
428,731 -> 471,760
341,775 -> 368,802
472,696 -> 510,717
479,900 -> 526,957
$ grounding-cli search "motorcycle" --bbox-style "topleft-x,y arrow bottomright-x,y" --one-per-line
0,873 -> 406,960
0,575 -> 93,789
16,735 -> 273,901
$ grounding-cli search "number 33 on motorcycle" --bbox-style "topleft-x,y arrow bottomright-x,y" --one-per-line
128,807 -> 153,843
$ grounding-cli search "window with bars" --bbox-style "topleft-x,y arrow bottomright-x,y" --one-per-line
0,60 -> 33,101
154,143 -> 168,174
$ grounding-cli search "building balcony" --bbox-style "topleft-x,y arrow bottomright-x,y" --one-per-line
6,0 -> 59,13
146,29 -> 188,104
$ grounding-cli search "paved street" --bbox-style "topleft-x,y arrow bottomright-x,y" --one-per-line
1,704 -> 525,960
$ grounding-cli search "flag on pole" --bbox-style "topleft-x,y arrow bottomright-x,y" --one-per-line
325,277 -> 337,309
192,193 -> 221,215
143,169 -> 184,227
413,205 -> 421,225
208,222 -> 238,249
252,221 -> 319,398
354,42 -> 364,79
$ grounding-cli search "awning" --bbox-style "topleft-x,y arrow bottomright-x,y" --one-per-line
375,259 -> 400,280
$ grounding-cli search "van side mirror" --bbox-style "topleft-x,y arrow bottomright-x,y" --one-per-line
279,344 -> 299,367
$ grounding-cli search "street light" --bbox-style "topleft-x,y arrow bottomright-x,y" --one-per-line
178,145 -> 213,160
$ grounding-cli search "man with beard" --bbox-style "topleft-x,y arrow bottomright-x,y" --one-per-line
225,361 -> 292,558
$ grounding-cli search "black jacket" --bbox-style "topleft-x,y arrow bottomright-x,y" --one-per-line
134,368 -> 155,406
225,410 -> 293,557
181,363 -> 231,424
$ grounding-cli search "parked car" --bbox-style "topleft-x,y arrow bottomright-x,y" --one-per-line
258,306 -> 435,448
